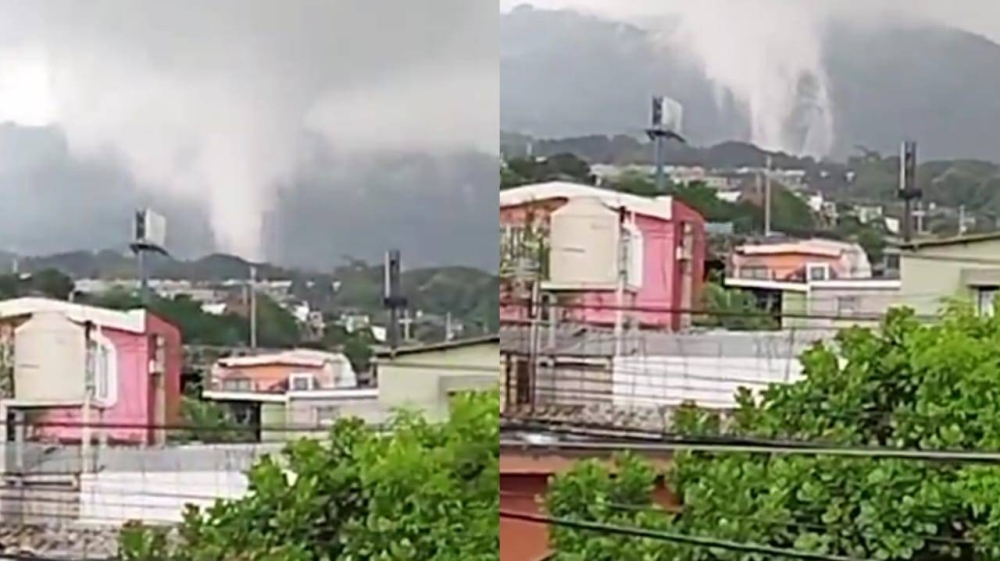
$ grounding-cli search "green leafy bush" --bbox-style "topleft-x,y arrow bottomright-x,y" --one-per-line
120,391 -> 499,561
549,306 -> 1000,559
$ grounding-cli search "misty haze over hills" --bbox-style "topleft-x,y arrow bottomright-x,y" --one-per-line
0,0 -> 495,271
501,6 -> 1000,161
0,123 -> 496,271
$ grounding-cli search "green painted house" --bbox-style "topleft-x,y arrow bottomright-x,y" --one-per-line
900,233 -> 1000,317
375,335 -> 499,421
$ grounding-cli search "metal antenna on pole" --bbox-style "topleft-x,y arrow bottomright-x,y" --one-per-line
382,250 -> 408,355
129,209 -> 168,306
764,154 -> 773,237
249,264 -> 258,349
646,96 -> 686,193
898,141 -> 921,243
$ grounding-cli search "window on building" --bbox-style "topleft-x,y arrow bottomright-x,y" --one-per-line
977,287 -> 998,317
807,263 -> 831,282
836,296 -> 860,316
222,377 -> 253,392
289,373 -> 316,392
515,358 -> 531,406
151,335 -> 166,374
740,266 -> 770,280
620,223 -> 643,288
314,405 -> 340,426
86,335 -> 117,406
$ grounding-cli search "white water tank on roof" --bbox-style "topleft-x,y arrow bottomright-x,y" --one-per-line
14,312 -> 87,403
549,197 -> 618,287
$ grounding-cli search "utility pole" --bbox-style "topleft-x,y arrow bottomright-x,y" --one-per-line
764,155 -> 773,237
382,250 -> 407,355
249,265 -> 257,349
899,141 -> 921,243
81,321 -> 94,474
646,96 -> 686,193
613,206 -> 627,358
527,279 -> 540,410
444,312 -> 453,342
959,205 -> 968,236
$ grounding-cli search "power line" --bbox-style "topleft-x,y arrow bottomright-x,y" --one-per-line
0,553 -> 114,561
496,491 -> 972,547
499,422 -> 1000,465
499,509 -> 866,561
501,298 -> 942,323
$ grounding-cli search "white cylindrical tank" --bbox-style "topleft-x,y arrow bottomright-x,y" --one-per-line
14,312 -> 87,403
549,197 -> 618,287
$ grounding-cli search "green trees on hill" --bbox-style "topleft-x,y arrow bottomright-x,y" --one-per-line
120,391 -> 499,561
501,153 -> 594,189
548,306 -> 1000,559
0,269 -> 75,300
613,175 -> 818,234
91,289 -> 299,348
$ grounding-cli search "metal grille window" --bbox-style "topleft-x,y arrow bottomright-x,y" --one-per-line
289,374 -> 316,391
87,337 -> 117,405
977,287 -> 998,317
222,377 -> 253,392
315,405 -> 340,425
836,296 -> 860,316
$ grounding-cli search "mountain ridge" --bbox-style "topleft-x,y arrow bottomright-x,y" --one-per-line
501,7 -> 1000,161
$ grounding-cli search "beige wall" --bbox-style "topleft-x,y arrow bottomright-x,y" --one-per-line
260,402 -> 287,443
287,395 -> 387,436
805,285 -> 907,329
900,239 -> 1000,317
378,342 -> 499,421
258,395 -> 388,442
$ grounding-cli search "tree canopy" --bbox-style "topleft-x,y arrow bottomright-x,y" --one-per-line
695,282 -> 777,331
89,289 -> 298,348
548,305 -> 1000,559
0,268 -> 75,300
613,176 -> 818,235
501,153 -> 595,189
120,391 -> 499,561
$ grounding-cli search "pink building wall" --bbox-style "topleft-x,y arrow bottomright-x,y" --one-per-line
146,313 -> 183,443
32,314 -> 182,445
500,197 -> 706,331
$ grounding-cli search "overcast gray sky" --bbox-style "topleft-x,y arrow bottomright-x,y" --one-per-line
499,0 -> 1000,44
0,0 -> 496,261
501,0 -> 1000,157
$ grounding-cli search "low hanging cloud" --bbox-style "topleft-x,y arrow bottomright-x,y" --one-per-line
501,0 -> 1000,157
0,0 -> 496,260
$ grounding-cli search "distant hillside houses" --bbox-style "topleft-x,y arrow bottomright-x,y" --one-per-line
73,277 -> 325,331
591,164 -> 733,190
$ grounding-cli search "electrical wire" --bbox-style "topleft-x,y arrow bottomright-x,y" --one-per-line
0,554 -> 114,561
499,509 -> 866,561
496,491 -> 973,547
500,420 -> 1000,464
501,298 -> 943,323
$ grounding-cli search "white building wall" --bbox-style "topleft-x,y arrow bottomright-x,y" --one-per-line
79,470 -> 248,524
611,330 -> 832,409
613,355 -> 803,409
